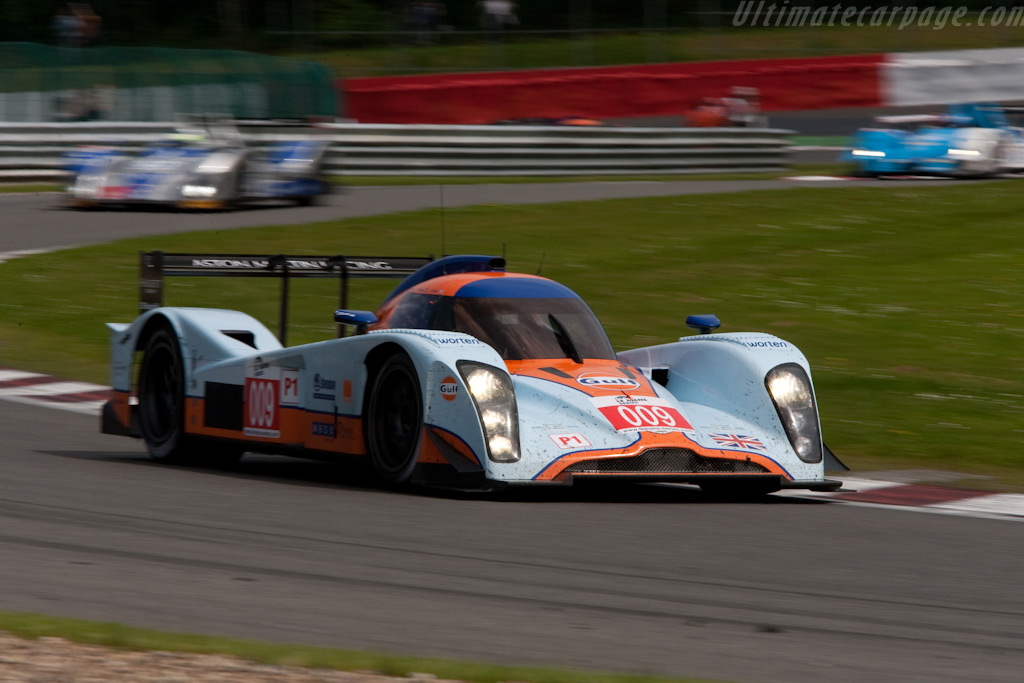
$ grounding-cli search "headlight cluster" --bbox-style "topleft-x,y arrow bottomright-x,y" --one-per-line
457,361 -> 520,463
181,174 -> 221,198
765,363 -> 822,464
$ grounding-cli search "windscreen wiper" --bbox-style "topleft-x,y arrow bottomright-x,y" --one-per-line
548,314 -> 583,364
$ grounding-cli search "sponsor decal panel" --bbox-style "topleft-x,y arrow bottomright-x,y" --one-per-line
591,395 -> 693,433
312,421 -> 336,438
549,433 -> 592,450
244,376 -> 280,438
746,340 -> 790,349
576,372 -> 640,391
436,336 -> 481,346
244,357 -> 298,438
313,373 -> 336,401
709,433 -> 767,452
440,376 -> 459,401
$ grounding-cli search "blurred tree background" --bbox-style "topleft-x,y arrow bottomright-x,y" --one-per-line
5,2 -> 737,48
3,1 -> 1021,72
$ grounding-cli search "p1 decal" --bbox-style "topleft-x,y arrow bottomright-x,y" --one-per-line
549,433 -> 592,450
592,395 -> 693,433
281,369 -> 300,406
244,377 -> 280,438
576,372 -> 640,391
440,376 -> 459,401
709,433 -> 767,452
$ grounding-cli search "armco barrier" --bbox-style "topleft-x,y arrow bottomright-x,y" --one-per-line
0,121 -> 793,181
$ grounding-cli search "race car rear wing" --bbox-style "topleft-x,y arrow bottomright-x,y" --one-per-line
139,251 -> 433,345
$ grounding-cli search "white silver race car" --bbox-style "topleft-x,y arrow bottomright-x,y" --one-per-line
66,122 -> 329,210
101,255 -> 846,495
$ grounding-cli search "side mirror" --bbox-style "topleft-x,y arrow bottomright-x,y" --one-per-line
334,309 -> 378,335
686,314 -> 721,335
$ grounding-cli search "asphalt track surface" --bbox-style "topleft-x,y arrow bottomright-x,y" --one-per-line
0,177 -> 959,253
2,185 -> 1023,683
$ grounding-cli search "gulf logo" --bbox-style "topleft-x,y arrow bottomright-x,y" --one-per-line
440,376 -> 459,401
576,372 -> 640,391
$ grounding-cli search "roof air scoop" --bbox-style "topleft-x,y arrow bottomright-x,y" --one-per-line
686,314 -> 721,335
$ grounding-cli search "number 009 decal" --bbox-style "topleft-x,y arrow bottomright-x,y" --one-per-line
244,377 -> 280,438
592,396 -> 693,433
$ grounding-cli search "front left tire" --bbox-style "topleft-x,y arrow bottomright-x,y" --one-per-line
365,352 -> 423,485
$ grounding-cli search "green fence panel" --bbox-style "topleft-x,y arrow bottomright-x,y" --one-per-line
0,43 -> 337,121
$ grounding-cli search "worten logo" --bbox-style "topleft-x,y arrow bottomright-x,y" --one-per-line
576,372 -> 640,391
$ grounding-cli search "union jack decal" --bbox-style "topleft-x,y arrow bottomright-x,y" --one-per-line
709,433 -> 767,452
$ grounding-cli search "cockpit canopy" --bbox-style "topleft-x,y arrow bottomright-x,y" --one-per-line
386,276 -> 617,362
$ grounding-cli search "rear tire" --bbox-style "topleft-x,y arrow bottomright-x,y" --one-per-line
365,353 -> 423,485
137,325 -> 190,462
137,324 -> 244,467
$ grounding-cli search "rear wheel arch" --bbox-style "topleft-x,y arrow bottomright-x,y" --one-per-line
135,313 -> 178,355
133,314 -> 242,466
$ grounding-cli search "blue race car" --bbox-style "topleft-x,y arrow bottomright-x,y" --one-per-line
842,102 -> 1024,178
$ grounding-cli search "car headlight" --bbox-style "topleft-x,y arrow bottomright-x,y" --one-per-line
947,148 -> 981,157
765,363 -> 822,464
181,173 -> 221,198
851,149 -> 885,158
181,184 -> 218,198
457,361 -> 520,463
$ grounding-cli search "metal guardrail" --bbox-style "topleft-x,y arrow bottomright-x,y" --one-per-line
0,121 -> 793,181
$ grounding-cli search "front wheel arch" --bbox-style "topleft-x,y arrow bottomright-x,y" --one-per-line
364,349 -> 424,486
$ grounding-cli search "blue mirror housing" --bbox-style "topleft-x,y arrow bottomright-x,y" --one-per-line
686,314 -> 721,335
334,309 -> 378,330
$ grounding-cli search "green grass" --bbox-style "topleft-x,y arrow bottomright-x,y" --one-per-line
3,182 -> 1024,488
294,22 -> 1024,77
0,612 -> 722,683
0,183 -> 62,193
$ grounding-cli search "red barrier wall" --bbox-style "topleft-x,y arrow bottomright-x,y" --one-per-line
342,54 -> 885,124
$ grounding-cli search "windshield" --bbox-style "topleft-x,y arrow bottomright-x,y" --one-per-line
450,296 -> 616,361
385,291 -> 617,361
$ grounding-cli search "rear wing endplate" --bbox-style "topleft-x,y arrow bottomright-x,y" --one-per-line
139,251 -> 432,345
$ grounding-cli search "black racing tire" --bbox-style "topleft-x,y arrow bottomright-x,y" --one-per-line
137,324 -> 191,463
365,352 -> 423,485
137,324 -> 245,466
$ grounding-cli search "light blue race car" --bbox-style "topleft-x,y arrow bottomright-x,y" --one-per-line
842,102 -> 1024,178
